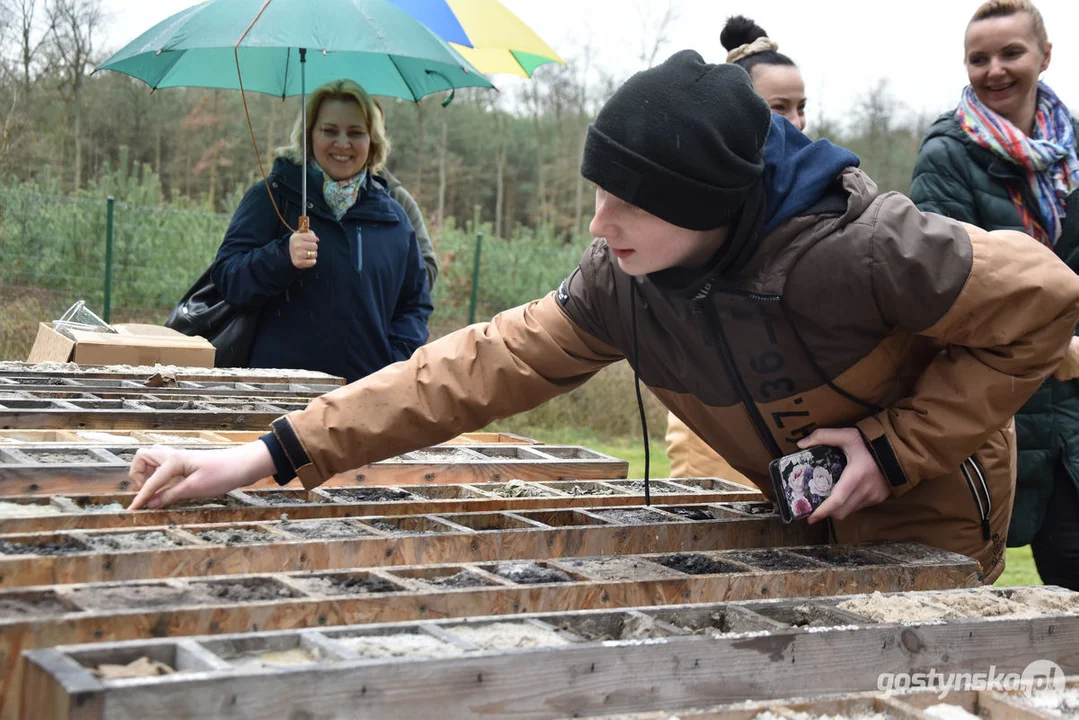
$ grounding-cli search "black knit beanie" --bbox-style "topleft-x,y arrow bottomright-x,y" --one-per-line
581,50 -> 771,231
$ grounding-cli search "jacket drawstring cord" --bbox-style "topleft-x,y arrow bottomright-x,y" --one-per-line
630,280 -> 651,506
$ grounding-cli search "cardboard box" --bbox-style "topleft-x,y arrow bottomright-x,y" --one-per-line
26,322 -> 216,367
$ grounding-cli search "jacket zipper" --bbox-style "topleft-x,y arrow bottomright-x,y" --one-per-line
961,455 -> 992,541
694,298 -> 783,458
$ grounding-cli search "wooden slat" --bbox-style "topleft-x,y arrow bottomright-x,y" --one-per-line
0,364 -> 345,385
0,545 -> 980,720
0,509 -> 822,587
15,590 -> 1077,720
0,484 -> 765,533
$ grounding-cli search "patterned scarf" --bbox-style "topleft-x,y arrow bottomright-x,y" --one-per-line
956,82 -> 1079,246
312,160 -> 367,221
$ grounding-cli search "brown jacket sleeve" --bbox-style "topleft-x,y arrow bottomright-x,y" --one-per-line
856,216 -> 1079,496
278,295 -> 624,489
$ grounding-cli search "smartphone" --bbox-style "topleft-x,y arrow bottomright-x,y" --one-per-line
768,445 -> 847,523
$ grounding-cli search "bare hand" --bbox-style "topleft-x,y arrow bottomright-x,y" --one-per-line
127,442 -> 276,511
798,427 -> 891,524
289,230 -> 319,269
1054,336 -> 1079,381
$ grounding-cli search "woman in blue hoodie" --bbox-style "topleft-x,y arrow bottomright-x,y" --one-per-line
211,79 -> 432,383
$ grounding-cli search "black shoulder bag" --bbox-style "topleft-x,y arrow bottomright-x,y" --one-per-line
165,264 -> 258,368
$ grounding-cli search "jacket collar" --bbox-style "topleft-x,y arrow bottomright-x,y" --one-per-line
270,157 -> 400,224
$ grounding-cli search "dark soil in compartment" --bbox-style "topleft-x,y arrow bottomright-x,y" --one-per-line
195,528 -> 277,545
791,546 -> 888,567
21,450 -> 101,464
651,606 -> 781,635
592,507 -> 681,525
365,517 -> 450,535
111,450 -> 138,463
329,487 -> 416,503
81,531 -> 185,552
297,573 -> 403,596
721,549 -> 824,571
552,612 -> 669,641
192,578 -> 301,603
607,480 -> 683,494
657,553 -> 747,575
0,537 -> 86,556
0,591 -> 76,617
278,520 -> 370,540
663,506 -> 727,521
748,602 -> 857,628
427,571 -> 494,589
726,502 -> 777,515
69,583 -> 205,611
491,562 -> 574,584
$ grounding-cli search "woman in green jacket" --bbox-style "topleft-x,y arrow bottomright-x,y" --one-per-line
910,0 -> 1079,588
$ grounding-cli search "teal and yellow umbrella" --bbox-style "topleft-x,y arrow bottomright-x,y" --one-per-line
388,0 -> 564,77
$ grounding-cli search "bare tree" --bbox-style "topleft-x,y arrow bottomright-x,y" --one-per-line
45,0 -> 102,190
637,0 -> 676,69
15,0 -> 51,95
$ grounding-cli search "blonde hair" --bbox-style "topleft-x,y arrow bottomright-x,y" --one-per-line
968,0 -> 1049,51
276,79 -> 391,174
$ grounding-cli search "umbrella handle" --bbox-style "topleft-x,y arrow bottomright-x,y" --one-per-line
298,216 -> 310,233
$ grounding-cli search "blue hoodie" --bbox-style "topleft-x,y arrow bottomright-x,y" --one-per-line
762,114 -> 860,235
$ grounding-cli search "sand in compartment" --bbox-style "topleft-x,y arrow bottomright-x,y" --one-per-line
564,484 -> 617,496
279,520 -> 370,540
925,591 -> 1042,618
1019,688 -> 1079,717
330,488 -> 415,502
80,531 -> 183,552
484,480 -> 551,498
0,538 -> 86,556
405,449 -> 478,463
76,431 -> 136,443
492,562 -> 573,584
79,502 -> 127,514
367,520 -> 442,535
0,594 -> 73,617
448,622 -> 570,650
69,583 -> 204,611
22,451 -> 98,464
1005,587 -> 1079,613
228,648 -> 318,669
335,633 -> 463,659
838,592 -> 960,622
559,556 -> 685,581
923,705 -> 981,720
558,614 -> 667,641
196,529 -> 275,545
0,501 -> 63,517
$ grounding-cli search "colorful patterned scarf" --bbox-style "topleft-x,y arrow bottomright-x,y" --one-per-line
956,82 -> 1079,246
312,161 -> 367,221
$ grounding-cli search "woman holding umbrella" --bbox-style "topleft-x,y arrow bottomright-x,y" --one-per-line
211,79 -> 432,383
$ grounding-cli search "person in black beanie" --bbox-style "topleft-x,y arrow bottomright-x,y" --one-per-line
128,50 -> 1079,587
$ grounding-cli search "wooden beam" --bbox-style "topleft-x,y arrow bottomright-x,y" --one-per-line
0,482 -> 764,533
0,364 -> 345,386
0,446 -> 630,496
1,544 -> 980,720
0,507 -> 821,587
15,587 -> 1075,720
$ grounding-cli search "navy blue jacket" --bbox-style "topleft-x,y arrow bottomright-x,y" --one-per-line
212,158 -> 432,383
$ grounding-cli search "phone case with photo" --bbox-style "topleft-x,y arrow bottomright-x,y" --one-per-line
768,445 -> 847,523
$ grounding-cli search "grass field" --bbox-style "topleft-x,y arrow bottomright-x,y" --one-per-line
506,425 -> 1041,588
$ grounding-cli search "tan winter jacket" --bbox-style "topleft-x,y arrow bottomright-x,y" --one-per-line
270,169 -> 1079,583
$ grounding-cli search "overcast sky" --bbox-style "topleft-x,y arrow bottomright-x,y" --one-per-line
98,0 -> 1079,128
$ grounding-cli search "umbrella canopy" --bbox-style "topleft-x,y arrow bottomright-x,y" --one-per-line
96,0 -> 497,232
96,0 -> 494,100
388,0 -> 564,77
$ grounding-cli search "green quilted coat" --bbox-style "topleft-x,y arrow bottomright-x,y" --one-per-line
910,111 -> 1079,546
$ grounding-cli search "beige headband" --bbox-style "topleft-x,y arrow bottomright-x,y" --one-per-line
726,36 -> 780,64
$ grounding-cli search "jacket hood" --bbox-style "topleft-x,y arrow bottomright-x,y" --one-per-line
762,114 -> 860,235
